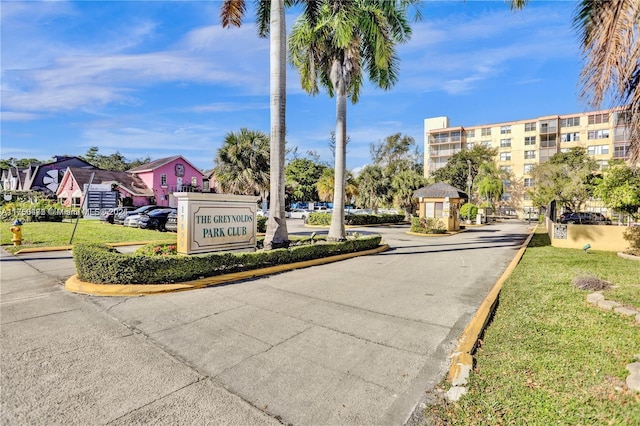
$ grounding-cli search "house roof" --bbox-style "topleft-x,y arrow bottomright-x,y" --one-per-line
62,168 -> 153,197
413,182 -> 468,199
126,155 -> 204,176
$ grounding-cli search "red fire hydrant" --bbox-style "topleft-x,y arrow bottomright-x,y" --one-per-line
9,219 -> 23,246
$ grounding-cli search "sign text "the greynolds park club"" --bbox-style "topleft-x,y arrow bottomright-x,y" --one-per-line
196,213 -> 253,238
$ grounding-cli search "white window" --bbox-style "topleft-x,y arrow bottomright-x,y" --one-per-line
524,164 -> 534,174
500,138 -> 511,148
524,122 -> 536,132
588,130 -> 610,140
524,150 -> 536,159
161,174 -> 167,187
587,145 -> 609,155
560,117 -> 580,127
524,136 -> 536,146
481,127 -> 491,136
561,132 -> 580,142
501,193 -> 511,201
596,160 -> 609,170
466,129 -> 475,137
588,113 -> 609,125
500,125 -> 512,134
500,152 -> 511,161
524,178 -> 534,187
191,177 -> 197,186
500,166 -> 511,173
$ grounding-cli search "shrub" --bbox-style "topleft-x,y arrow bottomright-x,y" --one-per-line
74,234 -> 383,284
460,203 -> 478,220
307,212 -> 331,226
307,212 -> 405,226
257,216 -> 267,233
410,216 -> 447,234
623,226 -> 640,254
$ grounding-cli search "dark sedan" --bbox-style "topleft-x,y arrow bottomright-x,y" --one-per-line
165,211 -> 178,232
100,207 -> 134,224
559,212 -> 592,224
139,208 -> 177,231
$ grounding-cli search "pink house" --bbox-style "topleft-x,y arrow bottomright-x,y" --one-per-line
126,155 -> 205,207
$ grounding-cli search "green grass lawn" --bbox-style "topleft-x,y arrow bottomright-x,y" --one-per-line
0,220 -> 175,253
428,229 -> 640,425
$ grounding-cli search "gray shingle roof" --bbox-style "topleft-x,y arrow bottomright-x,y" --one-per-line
413,182 -> 468,199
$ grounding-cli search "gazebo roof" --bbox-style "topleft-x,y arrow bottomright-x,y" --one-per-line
413,182 -> 468,199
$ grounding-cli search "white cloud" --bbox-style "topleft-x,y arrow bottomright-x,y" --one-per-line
0,111 -> 42,122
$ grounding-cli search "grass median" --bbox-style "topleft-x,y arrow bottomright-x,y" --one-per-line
0,220 -> 175,253
428,229 -> 640,425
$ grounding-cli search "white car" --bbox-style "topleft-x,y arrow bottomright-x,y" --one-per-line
257,210 -> 291,218
289,208 -> 311,220
123,214 -> 142,227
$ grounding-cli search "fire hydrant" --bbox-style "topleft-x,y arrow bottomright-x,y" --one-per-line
9,219 -> 23,246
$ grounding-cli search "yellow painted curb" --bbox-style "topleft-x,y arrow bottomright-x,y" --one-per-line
65,244 -> 390,297
15,246 -> 73,254
447,227 -> 537,385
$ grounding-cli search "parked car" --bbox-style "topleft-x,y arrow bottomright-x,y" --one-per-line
100,207 -> 134,224
257,210 -> 291,218
165,211 -> 178,232
588,212 -> 612,225
123,214 -> 143,228
559,212 -> 592,224
289,208 -> 312,221
114,205 -> 160,225
139,208 -> 176,231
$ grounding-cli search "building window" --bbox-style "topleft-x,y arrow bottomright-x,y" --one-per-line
72,197 -> 81,207
466,129 -> 475,137
524,150 -> 536,159
501,193 -> 511,201
524,193 -> 531,201
588,129 -> 610,140
480,140 -> 492,147
524,122 -> 536,132
588,113 -> 609,125
587,145 -> 610,155
502,179 -> 511,188
540,134 -> 557,147
191,177 -> 197,186
500,138 -> 511,148
596,160 -> 609,170
524,136 -> 536,145
615,111 -> 632,126
161,174 -> 167,187
614,145 -> 628,158
500,166 -> 511,173
500,125 -> 512,134
524,164 -> 534,174
524,178 -> 534,187
203,180 -> 210,192
560,117 -> 580,127
481,127 -> 491,136
500,152 -> 511,161
561,132 -> 580,142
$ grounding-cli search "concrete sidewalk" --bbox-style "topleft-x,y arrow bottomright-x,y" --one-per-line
1,221 -> 533,425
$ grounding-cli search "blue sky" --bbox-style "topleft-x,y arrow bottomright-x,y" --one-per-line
2,0 -> 588,172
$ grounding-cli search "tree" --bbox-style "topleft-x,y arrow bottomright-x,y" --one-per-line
390,169 -> 427,219
431,145 -> 497,194
0,157 -> 42,169
594,161 -> 640,219
370,133 -> 421,176
289,0 -> 416,240
528,147 -> 599,211
513,0 -> 640,161
79,147 -> 150,171
356,165 -> 390,214
213,128 -> 270,203
285,157 -> 327,202
316,168 -> 357,204
221,1 -> 321,249
474,162 -> 505,215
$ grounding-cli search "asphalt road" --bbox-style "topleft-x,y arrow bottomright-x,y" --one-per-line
1,220 -> 532,425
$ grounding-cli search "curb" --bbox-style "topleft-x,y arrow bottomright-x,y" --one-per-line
447,227 -> 536,387
14,240 -> 175,255
65,244 -> 390,297
405,229 -> 467,237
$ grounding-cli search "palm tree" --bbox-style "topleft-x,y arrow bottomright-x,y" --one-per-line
289,0 -> 416,240
356,165 -> 390,214
213,128 -> 270,203
316,168 -> 358,204
390,169 -> 427,219
512,0 -> 640,161
220,1 -> 321,248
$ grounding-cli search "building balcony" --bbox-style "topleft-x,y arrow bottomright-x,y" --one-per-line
168,184 -> 202,193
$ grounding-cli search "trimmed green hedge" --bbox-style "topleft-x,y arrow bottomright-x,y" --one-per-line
307,212 -> 406,226
410,217 -> 447,234
73,234 -> 382,284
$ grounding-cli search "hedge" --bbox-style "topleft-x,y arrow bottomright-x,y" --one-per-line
410,217 -> 447,234
307,212 -> 406,226
73,234 -> 382,284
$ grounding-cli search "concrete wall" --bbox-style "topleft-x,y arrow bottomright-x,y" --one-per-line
548,218 -> 630,251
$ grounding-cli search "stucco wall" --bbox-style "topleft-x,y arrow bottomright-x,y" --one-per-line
548,218 -> 630,252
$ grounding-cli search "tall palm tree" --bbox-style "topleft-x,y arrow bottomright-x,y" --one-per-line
213,128 -> 270,203
289,0 -> 416,240
356,165 -> 390,214
512,0 -> 640,161
220,1 -> 321,248
391,169 -> 427,219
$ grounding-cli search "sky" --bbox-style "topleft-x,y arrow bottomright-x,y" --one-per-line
1,0 -> 591,173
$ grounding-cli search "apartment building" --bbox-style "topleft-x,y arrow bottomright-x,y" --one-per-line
423,108 -> 633,217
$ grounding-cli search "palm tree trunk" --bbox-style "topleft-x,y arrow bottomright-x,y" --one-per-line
329,63 -> 347,241
264,0 -> 289,249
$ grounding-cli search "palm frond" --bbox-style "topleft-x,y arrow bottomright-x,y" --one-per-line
220,0 -> 246,28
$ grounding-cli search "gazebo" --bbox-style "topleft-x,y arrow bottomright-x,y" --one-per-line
413,182 -> 468,231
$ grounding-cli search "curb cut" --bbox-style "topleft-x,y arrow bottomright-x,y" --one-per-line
65,244 -> 390,297
447,227 -> 536,392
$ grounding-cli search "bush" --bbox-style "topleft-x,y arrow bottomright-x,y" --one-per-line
410,216 -> 447,234
460,203 -> 478,220
73,234 -> 383,284
307,212 -> 406,226
257,216 -> 267,233
623,226 -> 640,251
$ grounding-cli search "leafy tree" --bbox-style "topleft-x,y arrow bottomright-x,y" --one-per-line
356,165 -> 390,214
213,128 -> 270,202
316,168 -> 357,204
289,0 -> 416,240
370,133 -> 421,176
474,162 -> 505,214
79,147 -> 150,171
528,147 -> 599,211
431,145 -> 497,194
390,169 -> 427,219
285,157 -> 327,202
0,157 -> 42,169
594,161 -> 640,219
